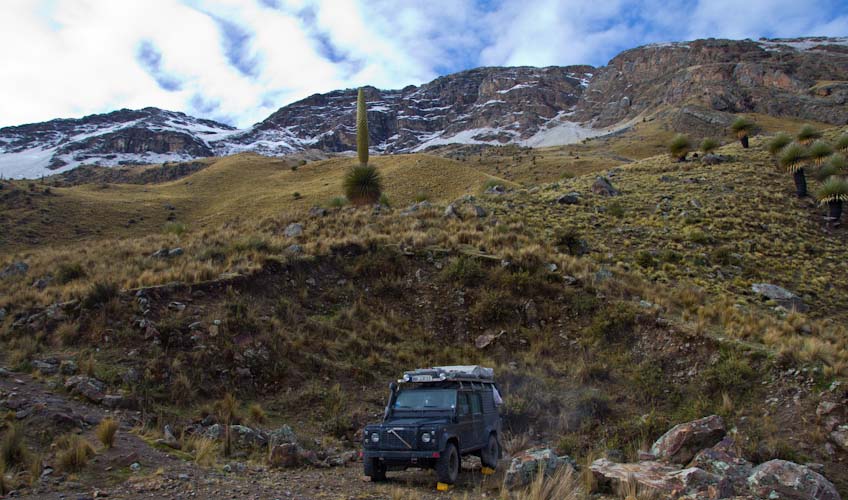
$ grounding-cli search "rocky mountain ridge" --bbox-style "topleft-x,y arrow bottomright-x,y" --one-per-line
1,36 -> 847,178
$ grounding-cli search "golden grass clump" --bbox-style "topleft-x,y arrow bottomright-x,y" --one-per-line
507,464 -> 584,500
55,434 -> 95,472
96,418 -> 119,449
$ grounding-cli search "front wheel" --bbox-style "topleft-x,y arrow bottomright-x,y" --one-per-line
481,434 -> 499,469
436,443 -> 460,484
364,458 -> 387,482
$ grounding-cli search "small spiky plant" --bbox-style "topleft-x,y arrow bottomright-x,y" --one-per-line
816,176 -> 848,222
836,134 -> 848,153
668,134 -> 691,162
779,143 -> 809,197
343,87 -> 382,206
796,124 -> 822,145
730,117 -> 755,148
700,138 -> 719,155
767,133 -> 792,157
808,140 -> 833,166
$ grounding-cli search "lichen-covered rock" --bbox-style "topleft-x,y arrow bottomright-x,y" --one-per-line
591,458 -> 733,497
687,437 -> 752,494
268,425 -> 297,446
503,448 -> 575,489
230,425 -> 268,448
268,442 -> 302,469
747,459 -> 840,500
592,176 -> 620,196
651,415 -> 725,465
751,283 -> 808,312
64,375 -> 106,403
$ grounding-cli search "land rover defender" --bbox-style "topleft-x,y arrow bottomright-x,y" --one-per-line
361,366 -> 502,484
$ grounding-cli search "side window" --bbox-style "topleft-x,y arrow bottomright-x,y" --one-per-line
471,393 -> 482,415
458,393 -> 471,416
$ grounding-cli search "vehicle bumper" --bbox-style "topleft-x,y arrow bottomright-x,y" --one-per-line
363,449 -> 441,464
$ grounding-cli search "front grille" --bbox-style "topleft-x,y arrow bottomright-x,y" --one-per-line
382,428 -> 417,450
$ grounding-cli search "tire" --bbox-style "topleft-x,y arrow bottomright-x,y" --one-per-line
481,433 -> 499,469
364,458 -> 387,482
436,443 -> 460,484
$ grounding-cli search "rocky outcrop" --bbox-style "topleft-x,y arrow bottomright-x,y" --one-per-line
503,448 -> 576,489
592,416 -> 842,499
751,283 -> 809,312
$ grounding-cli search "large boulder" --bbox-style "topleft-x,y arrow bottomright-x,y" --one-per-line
687,437 -> 752,494
284,223 -> 303,238
651,415 -> 726,465
64,376 -> 106,403
591,177 -> 620,196
591,458 -> 733,498
751,283 -> 808,312
747,460 -> 840,500
0,261 -> 28,279
503,448 -> 575,489
269,442 -> 302,468
268,425 -> 298,446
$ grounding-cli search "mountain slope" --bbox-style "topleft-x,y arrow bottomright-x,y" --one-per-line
1,37 -> 847,179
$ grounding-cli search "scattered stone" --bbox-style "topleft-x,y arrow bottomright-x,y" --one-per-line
0,367 -> 10,378
475,331 -> 505,349
484,184 -> 505,195
269,443 -> 302,469
0,308 -> 5,322
130,462 -> 141,472
503,448 -> 575,489
284,223 -> 303,238
64,376 -> 106,403
472,205 -> 487,218
701,154 -> 727,165
150,248 -> 169,259
286,244 -> 303,255
167,247 -> 184,257
157,425 -> 181,450
32,360 -> 59,375
523,299 -> 540,328
830,427 -> 848,451
688,437 -> 752,493
594,268 -> 613,282
102,395 -> 137,410
444,204 -> 459,218
591,458 -> 732,498
60,360 -> 78,375
591,176 -> 620,196
168,302 -> 186,312
32,277 -> 51,290
747,459 -> 840,500
223,462 -> 246,474
555,192 -> 581,205
650,415 -> 725,465
0,261 -> 28,279
309,206 -> 327,217
268,425 -> 297,446
545,263 -> 558,272
751,283 -> 809,312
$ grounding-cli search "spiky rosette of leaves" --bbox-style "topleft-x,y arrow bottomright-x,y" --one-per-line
700,138 -> 719,154
815,163 -> 841,182
779,143 -> 808,173
815,176 -> 848,205
730,117 -> 755,139
668,134 -> 691,161
828,153 -> 847,171
796,124 -> 822,145
808,140 -> 833,166
836,134 -> 848,153
356,88 -> 369,167
343,165 -> 382,206
767,133 -> 792,156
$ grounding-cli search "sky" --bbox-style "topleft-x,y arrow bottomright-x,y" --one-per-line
1,0 -> 847,129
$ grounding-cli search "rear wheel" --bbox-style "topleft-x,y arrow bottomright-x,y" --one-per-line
481,433 -> 499,469
436,443 -> 460,484
364,458 -> 387,482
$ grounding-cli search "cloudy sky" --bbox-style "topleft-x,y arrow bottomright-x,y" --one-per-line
2,0 -> 847,129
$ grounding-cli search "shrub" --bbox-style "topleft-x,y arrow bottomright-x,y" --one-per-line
470,289 -> 515,324
188,436 -> 218,466
808,140 -> 833,166
815,177 -> 848,205
767,133 -> 792,156
585,302 -> 637,344
56,262 -> 86,284
700,138 -> 719,154
554,227 -> 586,256
96,418 -> 119,449
292,192 -> 301,199
510,464 -> 584,500
606,201 -> 625,218
836,134 -> 848,152
730,117 -> 755,138
702,352 -> 754,395
668,134 -> 691,161
828,153 -> 847,171
635,250 -> 657,268
378,193 -> 390,207
328,196 -> 347,208
82,282 -> 119,309
440,255 -> 486,286
779,143 -> 807,173
55,434 -> 95,472
796,124 -> 821,145
1,424 -> 26,469
343,165 -> 382,206
249,403 -> 266,424
413,191 -> 429,203
163,222 -> 186,236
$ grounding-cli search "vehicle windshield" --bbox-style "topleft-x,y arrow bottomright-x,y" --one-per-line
393,389 -> 456,409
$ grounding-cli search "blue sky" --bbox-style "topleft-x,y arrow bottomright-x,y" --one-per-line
2,0 -> 847,129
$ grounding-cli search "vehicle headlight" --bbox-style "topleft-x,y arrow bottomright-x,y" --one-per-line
371,432 -> 380,443
421,432 -> 431,443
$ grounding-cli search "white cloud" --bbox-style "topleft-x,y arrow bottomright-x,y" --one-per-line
1,0 -> 845,129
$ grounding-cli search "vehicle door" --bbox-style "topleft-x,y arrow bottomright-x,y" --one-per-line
456,392 -> 475,452
470,391 -> 485,448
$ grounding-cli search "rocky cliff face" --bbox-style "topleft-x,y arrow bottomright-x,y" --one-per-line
1,37 -> 846,178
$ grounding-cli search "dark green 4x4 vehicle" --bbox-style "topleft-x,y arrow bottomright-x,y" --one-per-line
362,366 -> 502,484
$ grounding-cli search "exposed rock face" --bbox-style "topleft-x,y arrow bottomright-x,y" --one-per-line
503,448 -> 576,489
751,283 -> 808,312
651,415 -> 726,465
574,37 -> 848,127
747,460 -> 841,500
2,37 -> 846,179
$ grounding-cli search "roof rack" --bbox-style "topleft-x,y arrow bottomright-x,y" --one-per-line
399,365 -> 495,384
